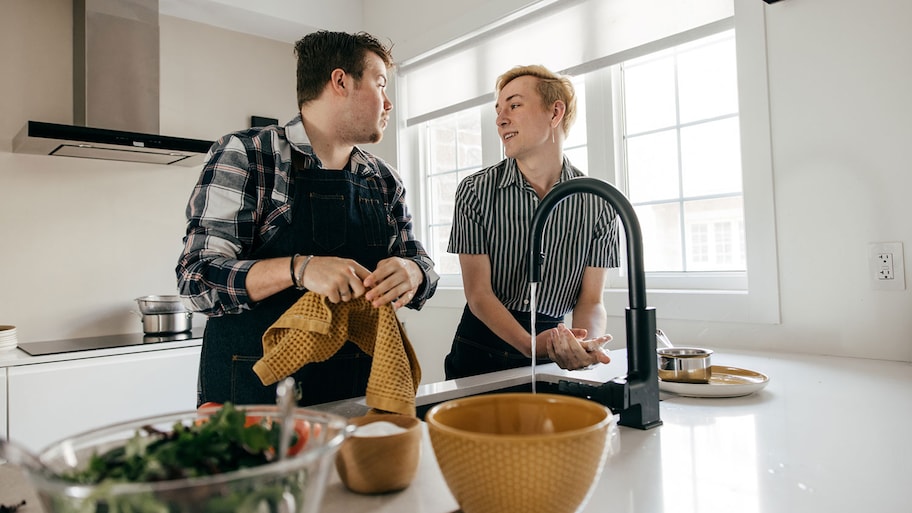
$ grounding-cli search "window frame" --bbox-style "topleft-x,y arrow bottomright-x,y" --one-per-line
601,32 -> 748,288
396,0 -> 779,324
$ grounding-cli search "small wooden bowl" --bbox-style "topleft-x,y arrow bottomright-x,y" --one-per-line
334,413 -> 422,494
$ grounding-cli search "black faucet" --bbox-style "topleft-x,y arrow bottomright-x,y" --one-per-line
529,177 -> 662,430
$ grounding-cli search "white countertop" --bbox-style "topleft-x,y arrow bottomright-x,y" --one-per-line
318,348 -> 912,513
0,334 -> 202,368
3,348 -> 911,513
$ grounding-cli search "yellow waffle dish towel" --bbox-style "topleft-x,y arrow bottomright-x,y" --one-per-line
253,292 -> 421,416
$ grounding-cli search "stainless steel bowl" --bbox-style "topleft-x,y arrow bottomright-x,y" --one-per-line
657,347 -> 713,383
135,295 -> 187,314
142,312 -> 193,334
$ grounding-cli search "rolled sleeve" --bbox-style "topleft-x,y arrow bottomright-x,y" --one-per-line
378,159 -> 439,310
406,254 -> 440,309
176,135 -> 263,316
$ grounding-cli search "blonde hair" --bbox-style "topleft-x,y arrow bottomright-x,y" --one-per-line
495,64 -> 577,136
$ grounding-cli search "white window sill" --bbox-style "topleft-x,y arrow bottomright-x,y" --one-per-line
423,285 -> 779,325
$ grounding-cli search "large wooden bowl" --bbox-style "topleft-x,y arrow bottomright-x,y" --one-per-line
426,393 -> 617,513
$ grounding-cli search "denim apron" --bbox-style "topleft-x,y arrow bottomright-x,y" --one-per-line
198,150 -> 394,406
444,306 -> 562,380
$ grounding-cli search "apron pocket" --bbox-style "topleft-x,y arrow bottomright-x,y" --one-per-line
229,355 -> 277,405
358,196 -> 395,248
310,192 -> 347,252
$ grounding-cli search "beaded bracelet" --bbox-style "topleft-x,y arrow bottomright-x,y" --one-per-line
294,255 -> 314,290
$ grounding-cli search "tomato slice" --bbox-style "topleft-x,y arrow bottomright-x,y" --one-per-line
245,417 -> 312,455
194,403 -> 317,456
194,402 -> 223,425
286,420 -> 311,455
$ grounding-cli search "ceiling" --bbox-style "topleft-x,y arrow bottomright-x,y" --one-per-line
158,0 -> 364,43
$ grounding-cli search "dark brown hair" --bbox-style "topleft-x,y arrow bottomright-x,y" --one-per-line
294,31 -> 394,108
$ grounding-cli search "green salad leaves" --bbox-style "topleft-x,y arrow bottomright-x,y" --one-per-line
63,403 -> 290,484
41,404 -> 319,513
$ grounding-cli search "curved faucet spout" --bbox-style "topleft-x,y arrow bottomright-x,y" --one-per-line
528,176 -> 661,430
529,177 -> 646,310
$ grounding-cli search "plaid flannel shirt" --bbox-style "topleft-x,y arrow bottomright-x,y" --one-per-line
176,114 -> 438,316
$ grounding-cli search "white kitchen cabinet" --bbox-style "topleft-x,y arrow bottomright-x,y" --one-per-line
7,346 -> 200,452
0,367 -> 7,440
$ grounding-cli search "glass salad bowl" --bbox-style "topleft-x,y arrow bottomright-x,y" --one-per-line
3,404 -> 352,513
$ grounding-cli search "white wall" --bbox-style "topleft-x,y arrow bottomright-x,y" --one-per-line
0,0 -> 295,341
365,0 -> 912,383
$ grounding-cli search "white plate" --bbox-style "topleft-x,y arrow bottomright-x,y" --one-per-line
659,365 -> 769,398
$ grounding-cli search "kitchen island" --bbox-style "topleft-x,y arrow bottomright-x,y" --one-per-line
2,348 -> 911,513
317,348 -> 912,513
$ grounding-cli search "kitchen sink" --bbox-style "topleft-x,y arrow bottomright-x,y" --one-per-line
313,353 -> 634,421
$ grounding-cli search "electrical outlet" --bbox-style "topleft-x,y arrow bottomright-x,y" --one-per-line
869,242 -> 906,290
876,253 -> 894,280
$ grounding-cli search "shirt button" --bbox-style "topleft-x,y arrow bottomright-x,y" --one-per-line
523,299 -> 529,304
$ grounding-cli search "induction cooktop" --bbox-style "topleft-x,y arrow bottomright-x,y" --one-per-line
18,327 -> 205,356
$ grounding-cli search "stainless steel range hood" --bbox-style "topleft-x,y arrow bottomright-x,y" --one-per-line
12,0 -> 213,167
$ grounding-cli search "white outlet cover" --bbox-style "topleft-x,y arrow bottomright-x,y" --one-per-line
868,242 -> 906,290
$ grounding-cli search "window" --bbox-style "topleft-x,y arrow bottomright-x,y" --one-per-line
422,107 -> 484,276
396,0 -> 779,323
622,33 -> 745,274
412,32 -> 744,281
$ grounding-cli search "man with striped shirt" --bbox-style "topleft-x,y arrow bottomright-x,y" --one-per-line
445,65 -> 617,379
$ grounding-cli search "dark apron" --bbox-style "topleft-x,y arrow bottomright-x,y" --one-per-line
197,151 -> 394,406
444,305 -> 562,380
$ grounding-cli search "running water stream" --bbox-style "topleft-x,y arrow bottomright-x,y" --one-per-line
529,282 -> 538,393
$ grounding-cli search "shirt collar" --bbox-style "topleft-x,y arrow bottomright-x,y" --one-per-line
497,156 -> 578,190
283,113 -> 377,177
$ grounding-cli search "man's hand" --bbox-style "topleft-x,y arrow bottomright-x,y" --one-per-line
300,256 -> 371,303
546,324 -> 612,370
363,257 -> 423,309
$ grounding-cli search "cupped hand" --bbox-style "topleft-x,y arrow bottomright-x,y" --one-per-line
546,324 -> 612,370
300,256 -> 371,303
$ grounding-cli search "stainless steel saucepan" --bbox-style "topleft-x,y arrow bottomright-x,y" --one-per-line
656,329 -> 713,383
141,311 -> 193,334
135,296 -> 192,334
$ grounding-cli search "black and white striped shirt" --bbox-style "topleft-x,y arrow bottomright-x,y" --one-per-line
448,157 -> 619,317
